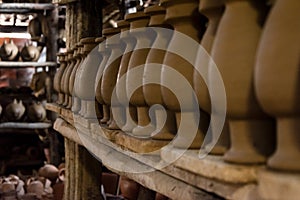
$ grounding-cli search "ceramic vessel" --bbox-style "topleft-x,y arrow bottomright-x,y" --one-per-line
20,43 -> 40,62
101,27 -> 125,129
28,16 -> 42,38
27,101 -> 46,122
160,0 -> 209,148
75,37 -> 102,119
115,19 -> 137,133
125,12 -> 152,136
5,99 -> 25,121
53,53 -> 67,105
194,0 -> 229,155
143,5 -> 175,140
210,0 -> 275,164
0,39 -> 19,61
119,176 -> 140,200
38,164 -> 59,182
255,0 -> 300,171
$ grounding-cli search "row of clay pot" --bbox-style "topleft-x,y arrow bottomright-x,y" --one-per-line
0,40 -> 41,62
54,0 -> 300,172
0,99 -> 47,122
0,163 -> 65,200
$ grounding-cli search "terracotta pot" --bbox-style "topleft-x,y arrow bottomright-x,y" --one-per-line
61,49 -> 75,108
142,5 -> 176,140
0,39 -> 19,61
209,0 -> 275,164
27,101 -> 47,122
195,0 -> 229,155
95,37 -> 111,123
20,43 -> 40,62
28,16 -> 42,38
74,37 -> 102,119
125,11 -> 152,136
119,176 -> 140,200
26,180 -> 44,199
5,99 -> 25,121
115,19 -> 138,133
160,0 -> 209,148
38,164 -> 59,182
255,0 -> 300,171
101,27 -> 125,129
53,53 -> 68,105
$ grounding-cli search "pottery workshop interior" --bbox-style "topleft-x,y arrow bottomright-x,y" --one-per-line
0,0 -> 298,199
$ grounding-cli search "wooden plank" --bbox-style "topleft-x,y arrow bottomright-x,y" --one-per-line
52,0 -> 78,5
0,61 -> 57,68
46,103 -> 62,114
53,117 -> 82,145
0,122 -> 52,129
0,3 -> 55,13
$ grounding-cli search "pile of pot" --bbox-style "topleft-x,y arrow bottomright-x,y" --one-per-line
0,39 -> 41,62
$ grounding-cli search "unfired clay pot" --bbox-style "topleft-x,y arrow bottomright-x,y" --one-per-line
125,11 -> 152,136
160,0 -> 209,149
74,37 -> 102,119
20,43 -> 40,62
0,39 -> 19,61
143,5 -> 176,140
210,0 -> 275,164
27,101 -> 47,122
61,49 -> 75,108
115,19 -> 138,133
101,27 -> 124,129
194,0 -> 229,155
95,37 -> 111,123
5,99 -> 26,121
53,53 -> 67,105
255,0 -> 300,171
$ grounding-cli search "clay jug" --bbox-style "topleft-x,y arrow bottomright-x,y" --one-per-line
142,5 -> 176,140
53,53 -> 67,105
20,43 -> 40,62
160,0 -> 209,149
95,37 -> 111,123
115,19 -> 138,133
194,0 -> 229,155
0,39 -> 19,61
209,0 -> 275,164
74,37 -> 102,119
5,99 -> 26,121
119,176 -> 140,200
125,11 -> 153,136
101,27 -> 125,129
28,101 -> 47,122
255,0 -> 300,171
61,48 -> 75,108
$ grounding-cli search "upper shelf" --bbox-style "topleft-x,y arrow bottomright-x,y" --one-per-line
0,61 -> 57,68
0,3 -> 55,14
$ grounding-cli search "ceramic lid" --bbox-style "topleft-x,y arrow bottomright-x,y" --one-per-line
80,37 -> 97,44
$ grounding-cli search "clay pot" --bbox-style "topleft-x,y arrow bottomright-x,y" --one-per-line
20,43 -> 40,62
95,37 -> 111,123
38,164 -> 59,182
28,16 -> 42,38
0,39 -> 19,61
61,49 -> 75,108
195,0 -> 229,155
53,53 -> 68,105
142,5 -> 176,140
255,0 -> 300,171
101,27 -> 125,129
5,99 -> 25,121
119,176 -> 140,200
209,0 -> 275,164
74,37 -> 102,118
125,11 -> 152,136
27,101 -> 47,122
160,0 -> 210,149
26,180 -> 44,199
115,19 -> 138,133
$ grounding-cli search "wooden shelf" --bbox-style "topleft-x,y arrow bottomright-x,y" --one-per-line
0,3 -> 55,14
0,61 -> 57,68
0,122 -> 52,130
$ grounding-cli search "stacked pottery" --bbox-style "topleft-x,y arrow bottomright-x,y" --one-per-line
53,53 -> 67,105
194,0 -> 229,155
60,49 -> 75,108
255,0 -> 300,171
100,27 -> 124,129
160,0 -> 209,148
74,37 -> 102,119
0,39 -> 19,61
142,5 -> 175,140
210,0 -> 275,164
115,19 -> 137,133
125,11 -> 152,136
95,37 -> 111,123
